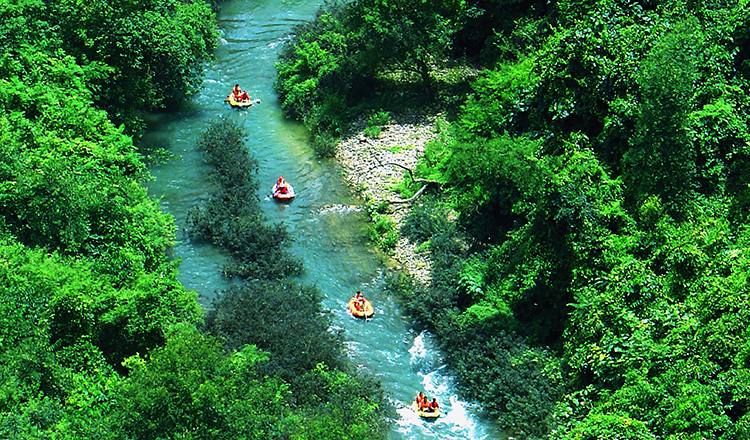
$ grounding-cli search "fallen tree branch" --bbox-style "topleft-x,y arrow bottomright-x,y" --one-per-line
383,162 -> 441,186
355,159 -> 441,204
384,162 -> 415,179
388,183 -> 430,204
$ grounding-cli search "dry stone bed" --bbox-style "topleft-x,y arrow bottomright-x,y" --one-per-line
335,114 -> 440,285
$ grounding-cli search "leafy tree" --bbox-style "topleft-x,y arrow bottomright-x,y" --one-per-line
275,3 -> 357,139
287,364 -> 392,440
48,0 -> 219,123
623,18 -> 701,209
349,0 -> 462,96
113,324 -> 291,440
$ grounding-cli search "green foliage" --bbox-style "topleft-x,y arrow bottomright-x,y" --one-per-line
624,18 -> 702,208
400,198 -> 452,244
205,282 -> 392,440
350,0 -> 460,96
0,240 -> 202,438
0,50 -> 178,274
311,131 -> 339,158
363,110 -> 390,138
369,110 -> 391,127
0,240 -> 201,366
275,0 -> 476,138
49,0 -> 218,124
363,125 -> 382,139
206,280 -> 347,383
382,2 -> 750,437
451,331 -> 563,439
559,412 -> 655,440
1,0 -> 217,132
288,364 -> 392,440
365,212 -> 399,253
459,58 -> 541,138
275,5 -> 357,136
114,324 -> 292,440
442,133 -> 544,243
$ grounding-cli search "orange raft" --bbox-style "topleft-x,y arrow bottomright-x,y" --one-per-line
347,297 -> 374,319
411,401 -> 441,419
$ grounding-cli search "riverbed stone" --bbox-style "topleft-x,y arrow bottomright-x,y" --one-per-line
335,114 -> 439,285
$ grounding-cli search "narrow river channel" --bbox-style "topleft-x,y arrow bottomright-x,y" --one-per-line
143,1 -> 506,438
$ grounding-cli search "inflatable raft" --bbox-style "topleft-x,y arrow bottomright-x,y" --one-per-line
347,297 -> 374,319
272,182 -> 295,200
226,94 -> 260,108
411,401 -> 440,419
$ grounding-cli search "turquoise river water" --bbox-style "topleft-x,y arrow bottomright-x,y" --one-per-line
143,1 -> 507,438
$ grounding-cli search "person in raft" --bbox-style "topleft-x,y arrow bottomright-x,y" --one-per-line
355,290 -> 367,311
232,84 -> 250,101
426,398 -> 439,413
415,391 -> 426,407
419,395 -> 432,412
274,176 -> 290,196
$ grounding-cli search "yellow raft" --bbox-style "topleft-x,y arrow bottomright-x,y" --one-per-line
411,401 -> 441,419
225,94 -> 260,108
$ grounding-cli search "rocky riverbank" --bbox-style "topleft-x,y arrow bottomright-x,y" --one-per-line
335,113 -> 440,285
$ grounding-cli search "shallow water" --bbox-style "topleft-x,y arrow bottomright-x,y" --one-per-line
143,1 -> 507,438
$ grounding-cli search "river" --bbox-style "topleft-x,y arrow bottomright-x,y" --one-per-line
143,0 -> 506,438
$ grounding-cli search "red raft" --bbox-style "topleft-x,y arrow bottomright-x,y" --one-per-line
272,181 -> 295,200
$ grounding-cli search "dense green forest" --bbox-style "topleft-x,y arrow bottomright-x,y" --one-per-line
275,0 -> 750,438
0,0 -> 389,439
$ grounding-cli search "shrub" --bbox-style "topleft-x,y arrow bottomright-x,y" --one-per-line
401,199 -> 452,244
449,329 -> 563,439
363,125 -> 382,138
368,110 -> 391,127
186,119 -> 303,280
205,280 -> 347,386
312,131 -> 339,158
365,213 -> 399,252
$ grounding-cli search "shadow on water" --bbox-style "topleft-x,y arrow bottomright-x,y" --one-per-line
143,1 -> 508,438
